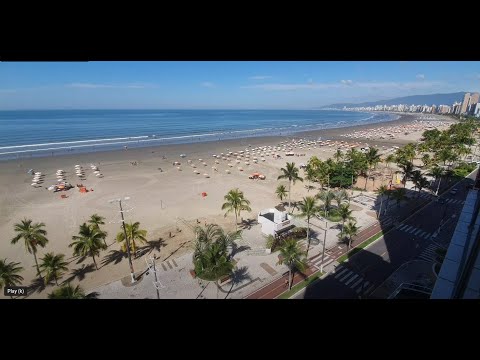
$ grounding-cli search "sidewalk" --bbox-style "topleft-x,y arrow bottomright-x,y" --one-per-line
245,195 -> 433,299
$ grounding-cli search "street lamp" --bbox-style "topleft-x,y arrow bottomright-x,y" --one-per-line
320,220 -> 328,273
109,197 -> 136,283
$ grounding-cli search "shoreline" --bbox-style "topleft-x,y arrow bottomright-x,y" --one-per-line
0,112 -> 427,167
0,112 -> 455,298
0,110 -> 400,161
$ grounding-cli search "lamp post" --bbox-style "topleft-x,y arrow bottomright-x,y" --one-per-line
109,197 -> 136,283
320,220 -> 328,273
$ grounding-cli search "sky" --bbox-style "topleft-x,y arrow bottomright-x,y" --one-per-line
1,61 -> 479,110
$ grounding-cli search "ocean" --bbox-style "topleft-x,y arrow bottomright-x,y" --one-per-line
0,109 -> 398,160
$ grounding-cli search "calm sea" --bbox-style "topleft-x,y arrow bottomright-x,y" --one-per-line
0,109 -> 398,160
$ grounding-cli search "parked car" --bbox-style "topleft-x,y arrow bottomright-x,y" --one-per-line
450,188 -> 458,195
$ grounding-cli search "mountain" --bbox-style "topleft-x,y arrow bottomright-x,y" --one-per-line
323,92 -> 466,109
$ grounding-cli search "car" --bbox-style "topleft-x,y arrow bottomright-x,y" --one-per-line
450,188 -> 458,195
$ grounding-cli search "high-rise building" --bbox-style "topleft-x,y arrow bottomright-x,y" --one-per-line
460,92 -> 480,114
468,92 -> 480,115
453,101 -> 462,115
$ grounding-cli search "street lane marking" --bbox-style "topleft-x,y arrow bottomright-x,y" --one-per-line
334,267 -> 348,278
345,274 -> 359,285
399,224 -> 409,231
408,227 -> 417,234
356,281 -> 370,294
340,270 -> 355,282
350,278 -> 364,290
413,229 -> 422,236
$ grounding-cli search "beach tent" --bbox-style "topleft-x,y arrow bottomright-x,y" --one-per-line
202,192 -> 207,197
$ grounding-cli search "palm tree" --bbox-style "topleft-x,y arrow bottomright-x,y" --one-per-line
429,166 -> 444,195
392,188 -> 407,207
417,176 -> 429,195
277,162 -> 303,211
365,147 -> 381,190
192,224 -> 237,281
343,221 -> 359,251
317,190 -> 335,217
304,166 -> 317,191
216,227 -> 242,259
277,238 -> 307,290
421,153 -> 431,168
335,189 -> 349,208
39,252 -> 69,286
70,223 -> 107,270
296,196 -> 320,258
375,185 -> 389,219
221,188 -> 252,230
338,203 -> 353,239
0,259 -> 24,295
116,221 -> 147,253
275,184 -> 288,203
88,214 -> 108,246
48,283 -> 86,299
334,149 -> 343,163
385,154 -> 396,176
411,170 -> 423,194
11,218 -> 49,278
398,161 -> 414,187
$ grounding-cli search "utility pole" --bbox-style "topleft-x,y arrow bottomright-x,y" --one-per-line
320,220 -> 327,273
152,254 -> 160,299
110,197 -> 136,283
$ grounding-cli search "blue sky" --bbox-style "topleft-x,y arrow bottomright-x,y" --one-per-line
1,61 -> 479,110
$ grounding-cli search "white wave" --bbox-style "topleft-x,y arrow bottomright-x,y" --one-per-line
0,136 -> 150,150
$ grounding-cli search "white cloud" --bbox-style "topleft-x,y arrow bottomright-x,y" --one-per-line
416,74 -> 425,80
249,75 -> 272,80
242,80 -> 441,91
201,82 -> 215,88
67,83 -> 150,89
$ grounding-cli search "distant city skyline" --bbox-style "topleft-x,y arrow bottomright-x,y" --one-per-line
1,61 -> 480,110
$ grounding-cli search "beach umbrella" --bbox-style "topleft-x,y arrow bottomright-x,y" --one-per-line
204,173 -> 209,178
225,170 -> 230,174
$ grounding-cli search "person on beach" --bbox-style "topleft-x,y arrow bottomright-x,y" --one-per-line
284,278 -> 289,288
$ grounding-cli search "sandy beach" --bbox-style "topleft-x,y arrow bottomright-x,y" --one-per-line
0,113 -> 455,298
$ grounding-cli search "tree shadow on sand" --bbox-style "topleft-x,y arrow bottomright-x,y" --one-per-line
134,238 -> 167,259
222,266 -> 252,299
101,250 -> 128,267
239,218 -> 258,230
62,263 -> 96,284
231,243 -> 251,258
27,276 -> 55,295
86,291 -> 99,299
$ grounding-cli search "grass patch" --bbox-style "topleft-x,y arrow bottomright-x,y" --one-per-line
277,272 -> 324,299
337,231 -> 384,263
324,208 -> 341,222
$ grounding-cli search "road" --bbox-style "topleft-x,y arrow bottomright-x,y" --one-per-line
295,170 -> 478,299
